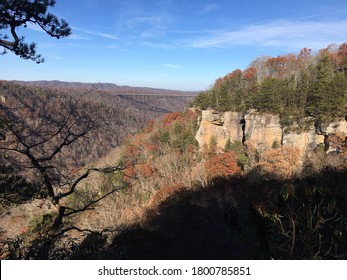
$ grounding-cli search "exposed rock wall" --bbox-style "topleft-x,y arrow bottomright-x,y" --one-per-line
324,120 -> 347,135
282,128 -> 324,155
244,112 -> 282,151
196,110 -> 347,157
196,110 -> 243,150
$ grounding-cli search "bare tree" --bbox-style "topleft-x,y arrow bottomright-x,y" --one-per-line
0,92 -> 125,230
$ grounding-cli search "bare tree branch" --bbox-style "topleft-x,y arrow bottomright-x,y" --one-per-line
1,90 -> 125,230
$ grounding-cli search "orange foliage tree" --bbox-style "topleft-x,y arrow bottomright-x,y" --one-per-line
257,146 -> 302,179
205,151 -> 241,179
243,67 -> 257,81
162,112 -> 182,126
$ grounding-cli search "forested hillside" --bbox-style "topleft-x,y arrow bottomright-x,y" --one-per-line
0,81 -> 194,239
1,107 -> 345,259
1,45 -> 346,260
192,43 -> 347,125
1,0 -> 345,262
0,81 -> 194,170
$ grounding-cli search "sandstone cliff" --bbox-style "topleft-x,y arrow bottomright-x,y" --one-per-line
196,110 -> 243,150
196,110 -> 346,157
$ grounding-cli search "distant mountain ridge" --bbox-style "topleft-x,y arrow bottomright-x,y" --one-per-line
12,80 -> 198,96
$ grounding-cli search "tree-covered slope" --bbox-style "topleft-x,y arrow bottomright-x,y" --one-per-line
0,81 -> 194,170
1,44 -> 347,260
192,43 -> 347,125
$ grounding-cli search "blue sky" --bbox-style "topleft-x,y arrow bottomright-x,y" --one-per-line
1,0 -> 347,90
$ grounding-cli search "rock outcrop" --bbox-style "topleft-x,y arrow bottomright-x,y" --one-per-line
196,109 -> 347,158
244,112 -> 282,151
196,110 -> 243,150
282,127 -> 325,156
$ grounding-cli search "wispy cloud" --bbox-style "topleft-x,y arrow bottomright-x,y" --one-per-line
169,29 -> 216,35
201,3 -> 218,14
125,16 -> 167,29
186,19 -> 347,50
26,22 -> 90,40
68,33 -> 89,40
72,27 -> 119,40
124,15 -> 170,39
142,41 -> 176,49
163,64 -> 183,69
96,32 -> 119,40
300,10 -> 347,20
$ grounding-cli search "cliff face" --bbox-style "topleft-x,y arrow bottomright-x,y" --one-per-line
196,111 -> 243,150
244,112 -> 282,151
196,110 -> 346,157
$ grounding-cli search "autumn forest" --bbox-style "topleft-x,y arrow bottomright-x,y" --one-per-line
0,44 -> 346,260
0,1 -> 346,258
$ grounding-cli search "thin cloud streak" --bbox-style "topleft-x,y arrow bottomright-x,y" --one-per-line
125,16 -> 167,28
300,10 -> 347,19
169,29 -> 217,35
96,32 -> 119,40
163,64 -> 183,69
72,26 -> 119,40
186,19 -> 347,50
